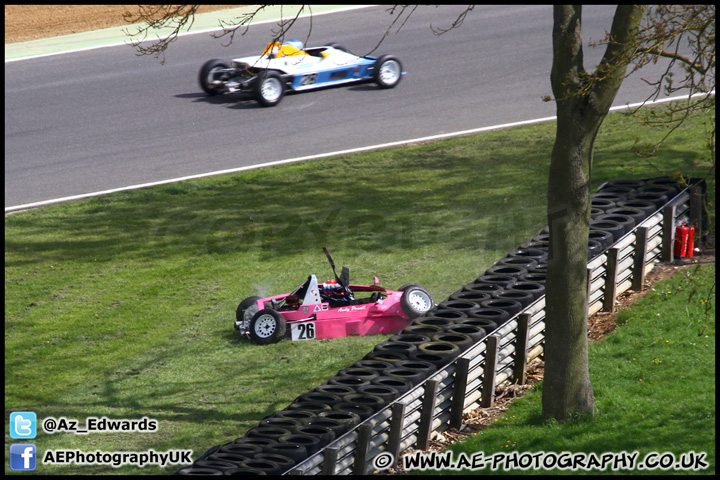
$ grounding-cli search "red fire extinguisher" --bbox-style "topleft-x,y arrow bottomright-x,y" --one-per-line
674,223 -> 689,257
687,225 -> 695,258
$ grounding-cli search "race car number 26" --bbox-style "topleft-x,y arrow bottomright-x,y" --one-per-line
291,322 -> 316,341
300,73 -> 317,86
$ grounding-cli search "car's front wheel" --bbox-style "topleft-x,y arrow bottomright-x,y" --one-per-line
399,284 -> 434,319
249,309 -> 287,344
253,71 -> 285,107
236,296 -> 262,330
373,55 -> 403,89
199,59 -> 230,95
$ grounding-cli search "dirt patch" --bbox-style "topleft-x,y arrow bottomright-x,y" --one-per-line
4,5 -> 242,44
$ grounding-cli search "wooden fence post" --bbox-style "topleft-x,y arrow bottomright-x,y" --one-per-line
322,446 -> 338,476
387,402 -> 406,467
661,205 -> 676,262
481,335 -> 499,408
416,379 -> 439,451
632,226 -> 648,291
513,313 -> 531,385
450,357 -> 470,430
352,423 -> 373,475
603,247 -> 619,312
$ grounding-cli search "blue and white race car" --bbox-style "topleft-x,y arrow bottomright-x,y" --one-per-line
198,39 -> 404,106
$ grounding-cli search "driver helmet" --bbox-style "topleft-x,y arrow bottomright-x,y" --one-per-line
285,39 -> 304,51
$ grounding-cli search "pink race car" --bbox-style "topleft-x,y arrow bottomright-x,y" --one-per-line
235,249 -> 434,344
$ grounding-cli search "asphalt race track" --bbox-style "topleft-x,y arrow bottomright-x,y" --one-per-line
5,5 -> 680,209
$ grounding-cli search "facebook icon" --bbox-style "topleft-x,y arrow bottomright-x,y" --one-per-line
10,444 -> 37,471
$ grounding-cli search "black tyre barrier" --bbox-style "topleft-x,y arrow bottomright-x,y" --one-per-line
599,178 -> 646,190
294,392 -> 344,408
644,177 -> 681,196
530,231 -> 551,242
355,384 -> 401,407
507,247 -> 548,262
590,219 -> 625,243
197,444 -> 222,461
267,409 -> 317,426
517,272 -> 546,284
480,298 -> 523,317
372,340 -> 417,356
341,393 -> 386,412
218,443 -> 263,457
527,263 -> 547,275
431,333 -> 474,352
473,274 -> 517,289
382,366 -> 428,385
402,324 -> 444,336
176,466 -> 226,475
258,417 -> 304,431
317,410 -> 362,430
193,460 -> 237,471
233,437 -> 279,453
616,198 -> 658,216
408,351 -> 452,368
363,350 -> 409,364
306,417 -> 348,438
436,299 -> 481,313
591,192 -> 625,204
448,290 -> 492,304
415,317 -> 454,329
508,281 -> 546,301
352,358 -> 394,373
253,453 -> 296,472
224,466 -> 268,475
246,426 -> 294,442
484,264 -> 528,278
587,239 -> 603,260
278,433 -> 323,457
467,306 -> 511,325
462,282 -> 503,295
628,191 -> 669,209
266,443 -> 308,464
492,289 -> 535,308
416,341 -> 462,360
312,384 -> 356,398
424,308 -> 469,321
393,359 -> 438,377
336,366 -> 381,382
596,213 -> 636,235
637,183 -> 678,198
332,402 -> 376,421
444,323 -> 487,342
206,452 -> 252,466
522,240 -> 549,251
588,229 -> 614,250
457,317 -> 498,334
606,206 -> 648,225
497,256 -> 538,270
590,207 -> 606,218
590,197 -> 616,211
241,458 -> 286,475
389,333 -> 432,346
287,400 -> 333,414
326,375 -> 371,389
294,424 -> 336,445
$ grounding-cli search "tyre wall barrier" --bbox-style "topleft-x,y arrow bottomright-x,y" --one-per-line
176,178 -> 706,475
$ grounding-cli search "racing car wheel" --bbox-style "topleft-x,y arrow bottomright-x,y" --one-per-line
249,309 -> 287,344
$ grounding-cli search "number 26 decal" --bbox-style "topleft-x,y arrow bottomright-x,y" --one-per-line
292,322 -> 316,341
300,73 -> 317,86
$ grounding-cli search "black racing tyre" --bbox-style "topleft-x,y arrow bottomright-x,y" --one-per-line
394,359 -> 437,376
516,272 -> 546,284
636,183 -> 678,198
644,177 -> 681,196
249,309 -> 286,344
317,410 -> 362,430
596,213 -> 636,235
401,324 -> 443,336
327,375 -> 371,389
485,264 -> 528,278
253,71 -> 285,107
295,392 -> 344,408
259,417 -> 304,431
497,256 -> 538,270
467,307 -> 511,325
590,197 -> 616,211
192,460 -> 236,472
431,333 -> 474,352
312,384 -> 356,398
242,458 -> 285,475
219,443 -> 262,458
444,323 -> 487,342
462,282 -> 503,295
449,290 -> 492,304
373,55 -> 403,89
480,299 -> 523,317
363,350 -> 409,364
473,274 -> 517,289
355,384 -> 402,405
332,402 -> 376,421
588,229 -> 614,250
342,393 -> 386,412
373,340 -> 418,356
587,239 -> 603,260
176,466 -> 225,475
253,453 -> 296,472
294,424 -> 336,445
199,59 -> 230,95
352,359 -> 394,373
266,443 -> 308,463
436,300 -> 481,313
408,351 -> 451,368
197,444 -> 223,461
590,219 -> 625,243
247,426 -> 294,441
399,284 -> 434,319
383,367 -> 427,385
508,282 -> 546,301
423,308 -> 468,321
492,289 -> 535,308
278,433 -> 322,456
628,191 -> 669,208
506,248 -> 548,263
288,401 -> 332,414
306,417 -> 348,438
457,317 -> 498,334
371,375 -> 415,395
599,179 -> 646,191
606,206 -> 648,225
233,436 -> 279,453
616,199 -> 658,216
416,341 -> 461,360
236,296 -> 262,327
416,317 -> 453,329
592,192 -> 625,204
389,333 -> 432,347
336,366 -> 380,382
206,452 -> 252,466
269,409 -> 317,425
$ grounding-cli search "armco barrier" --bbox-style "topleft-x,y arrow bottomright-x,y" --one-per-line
176,178 -> 706,475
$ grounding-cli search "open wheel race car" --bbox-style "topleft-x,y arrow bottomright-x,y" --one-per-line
199,39 -> 404,107
235,249 -> 434,344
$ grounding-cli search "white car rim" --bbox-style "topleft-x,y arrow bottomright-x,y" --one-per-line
379,60 -> 401,85
261,78 -> 282,102
254,314 -> 277,338
408,290 -> 432,313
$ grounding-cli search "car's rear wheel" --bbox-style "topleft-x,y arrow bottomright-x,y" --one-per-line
249,309 -> 286,344
236,296 -> 262,329
199,59 -> 230,95
399,284 -> 433,319
373,55 -> 403,89
254,71 -> 285,107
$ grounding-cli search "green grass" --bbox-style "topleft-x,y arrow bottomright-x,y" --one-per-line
5,105 -> 714,475
425,263 -> 715,475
